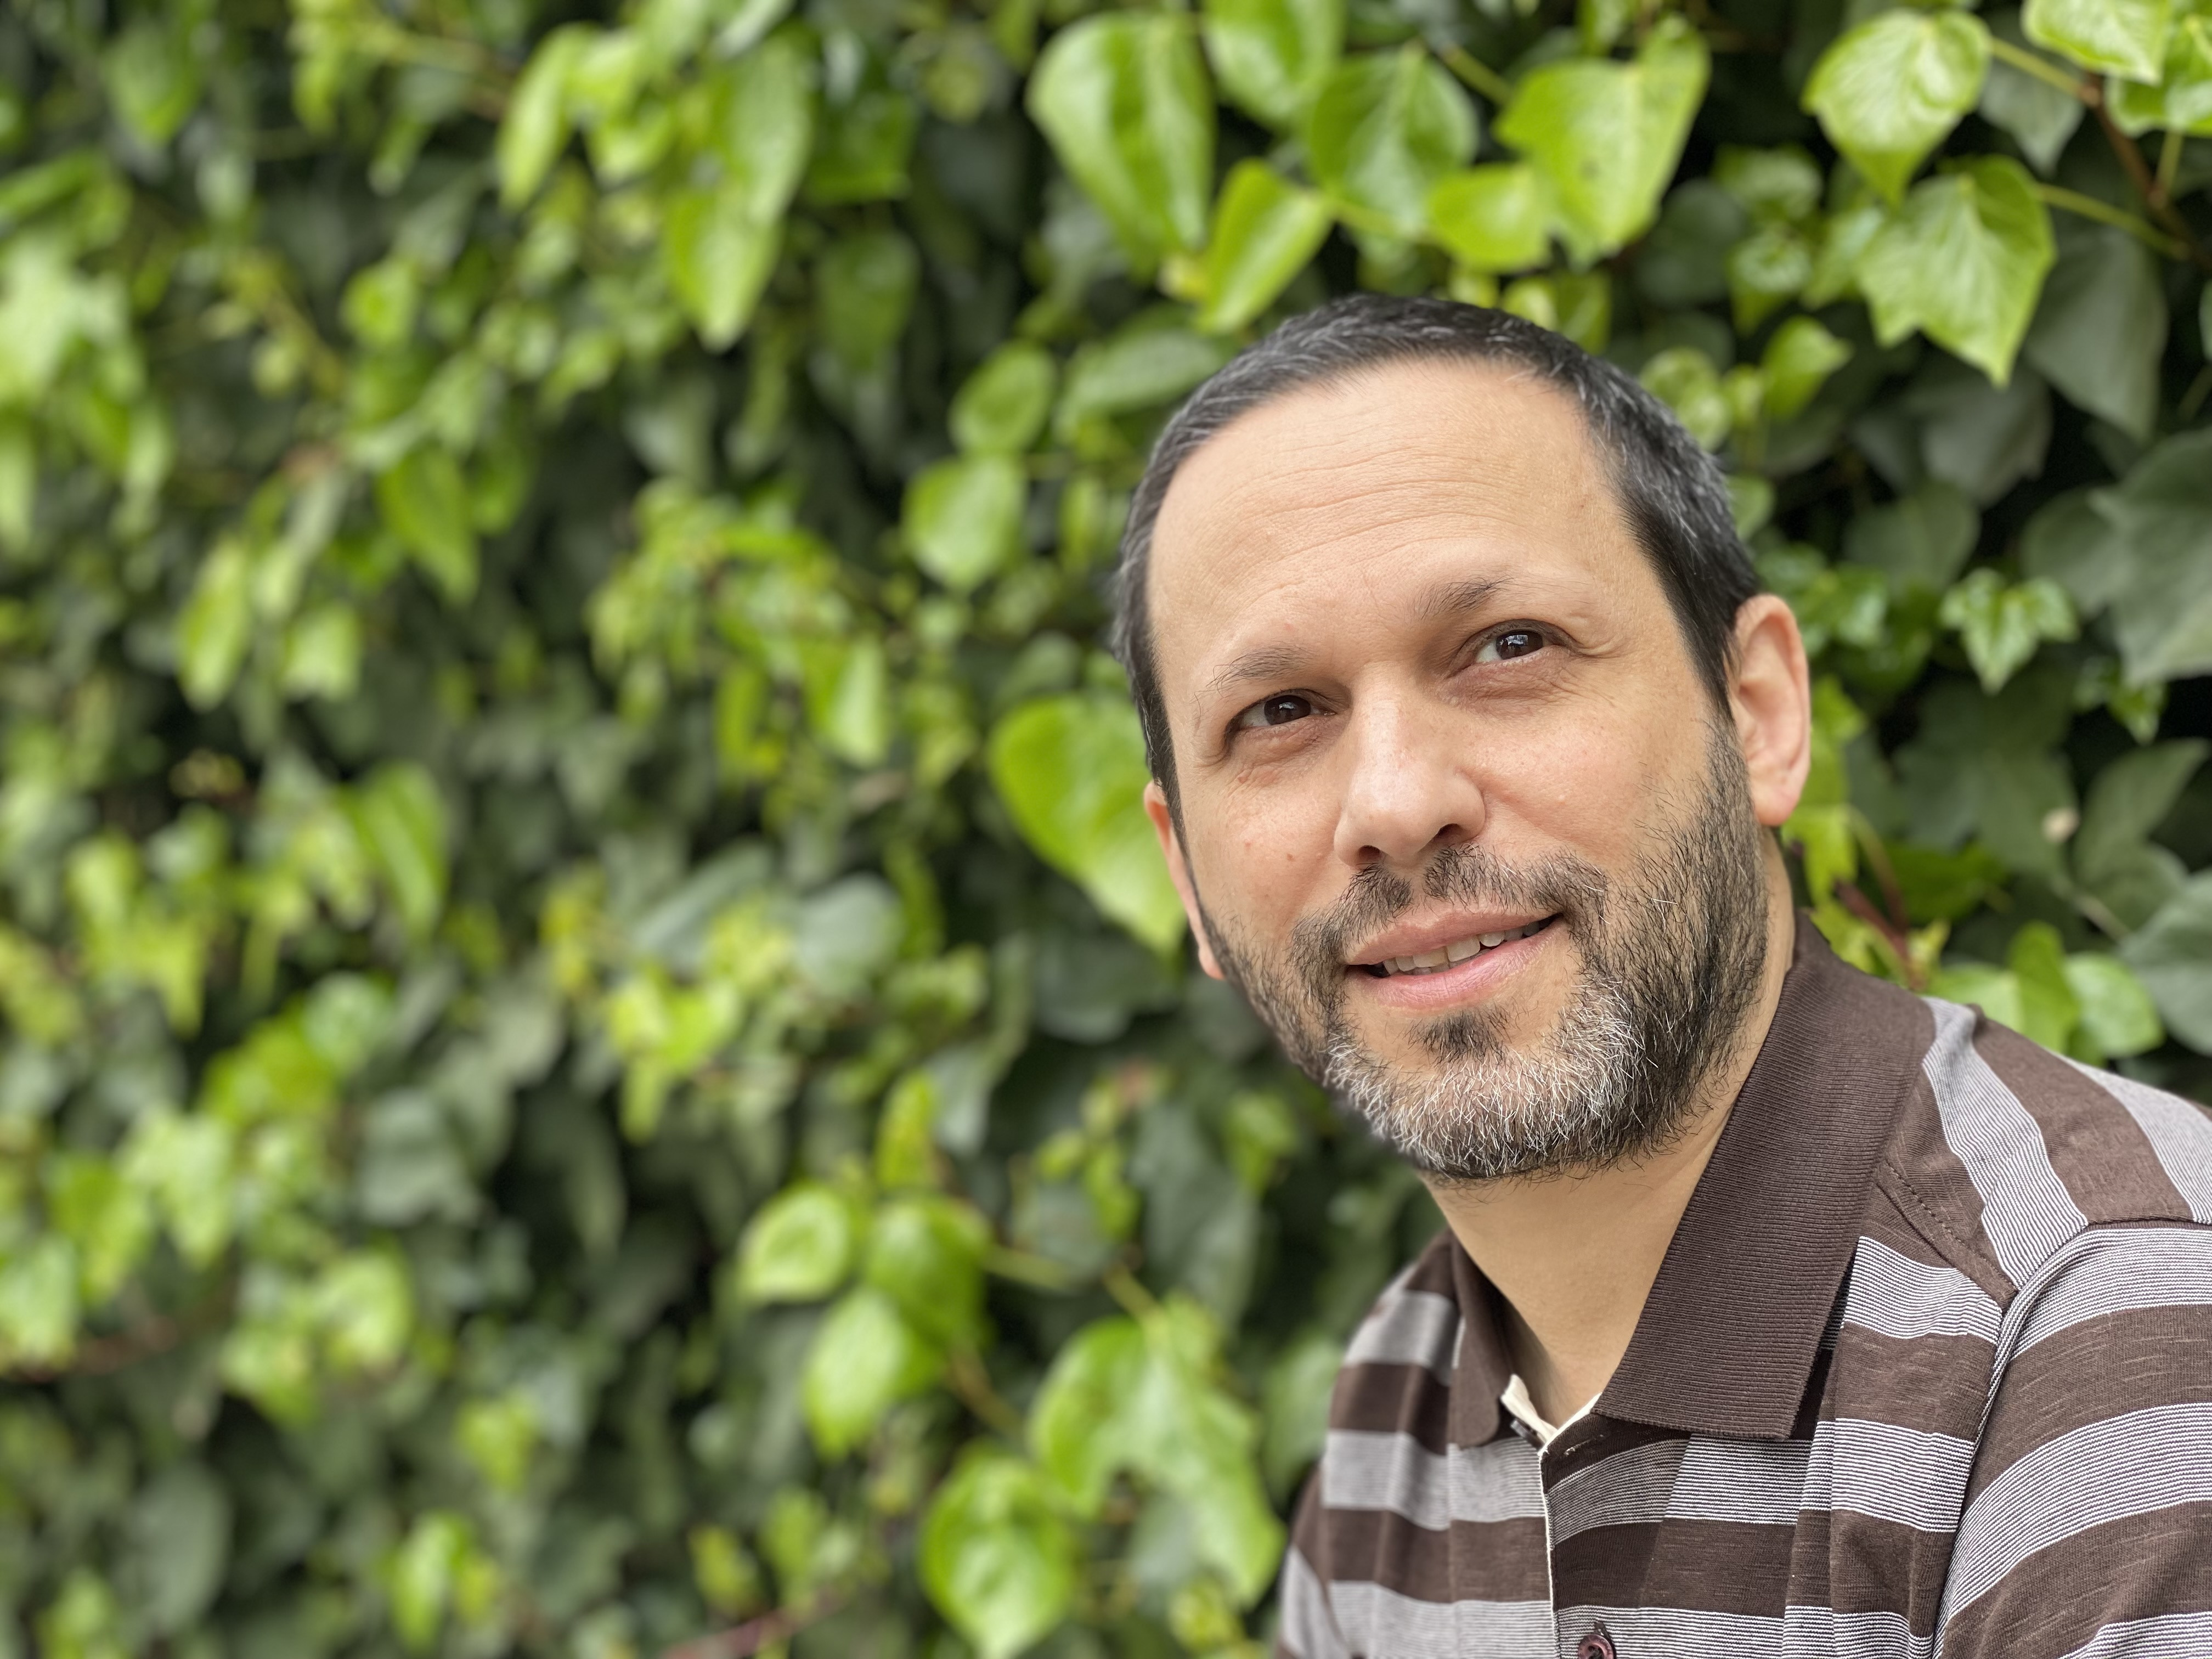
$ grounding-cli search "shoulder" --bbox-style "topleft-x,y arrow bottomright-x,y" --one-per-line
1876,992 -> 2212,1302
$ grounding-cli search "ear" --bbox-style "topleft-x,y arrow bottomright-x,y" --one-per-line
1143,779 -> 1224,979
1728,594 -> 1813,828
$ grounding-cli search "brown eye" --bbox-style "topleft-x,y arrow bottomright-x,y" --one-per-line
1476,629 -> 1545,664
1237,693 -> 1315,730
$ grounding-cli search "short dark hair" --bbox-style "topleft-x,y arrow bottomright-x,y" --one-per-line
1111,295 -> 1762,800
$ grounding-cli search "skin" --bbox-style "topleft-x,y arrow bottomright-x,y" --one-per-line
1140,359 -> 1813,1424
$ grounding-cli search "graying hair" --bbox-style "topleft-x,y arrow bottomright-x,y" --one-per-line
1110,294 -> 1760,800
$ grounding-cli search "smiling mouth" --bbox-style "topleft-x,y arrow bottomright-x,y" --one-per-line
1359,915 -> 1558,978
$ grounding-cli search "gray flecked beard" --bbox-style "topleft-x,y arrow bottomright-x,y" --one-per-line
1199,724 -> 1774,1183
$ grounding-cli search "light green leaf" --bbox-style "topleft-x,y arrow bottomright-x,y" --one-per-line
2024,221 -> 2166,441
865,1194 -> 991,1345
2063,952 -> 2165,1057
905,454 -> 1026,593
1855,156 -> 2055,383
1056,320 -> 1235,436
2025,0 -> 2171,82
1761,315 -> 1852,420
2089,428 -> 2212,682
989,693 -> 1186,953
376,448 -> 478,603
1496,18 -> 1709,257
2120,872 -> 2212,1053
177,536 -> 254,710
710,32 -> 817,220
104,20 -> 200,148
802,1285 -> 940,1455
347,762 -> 449,939
1028,14 -> 1215,269
1427,163 -> 1552,274
1201,0 -> 1343,128
919,1449 -> 1077,1659
1194,161 -> 1334,334
1803,10 -> 1990,205
1031,1316 -> 1149,1510
1939,569 -> 2077,691
496,25 -> 589,207
1726,226 -> 1813,331
1639,346 -> 1732,449
737,1181 -> 858,1302
951,342 -> 1058,455
663,182 -> 782,351
1305,44 -> 1478,236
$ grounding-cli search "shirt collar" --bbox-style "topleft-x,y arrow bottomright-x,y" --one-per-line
1447,914 -> 1929,1446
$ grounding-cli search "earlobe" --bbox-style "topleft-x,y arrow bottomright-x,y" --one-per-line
1729,595 -> 1814,828
1142,780 -> 1225,979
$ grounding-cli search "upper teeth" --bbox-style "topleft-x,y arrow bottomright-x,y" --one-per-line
1380,921 -> 1544,976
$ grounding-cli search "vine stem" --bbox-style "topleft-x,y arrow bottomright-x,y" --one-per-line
1438,44 -> 1515,108
1980,38 -> 2212,276
2034,183 -> 2187,257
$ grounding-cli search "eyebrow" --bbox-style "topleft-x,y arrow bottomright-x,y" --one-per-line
1198,574 -> 1519,699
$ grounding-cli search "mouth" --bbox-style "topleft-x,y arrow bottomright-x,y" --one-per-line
1357,915 -> 1558,978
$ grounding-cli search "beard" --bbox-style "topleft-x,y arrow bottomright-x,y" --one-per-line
1199,723 -> 1773,1183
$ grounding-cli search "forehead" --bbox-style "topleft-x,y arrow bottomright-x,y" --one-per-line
1144,358 -> 1654,683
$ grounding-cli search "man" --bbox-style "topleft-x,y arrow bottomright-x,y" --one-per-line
1119,295 -> 2212,1659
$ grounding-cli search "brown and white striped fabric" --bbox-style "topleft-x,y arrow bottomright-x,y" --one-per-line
1280,919 -> 2212,1659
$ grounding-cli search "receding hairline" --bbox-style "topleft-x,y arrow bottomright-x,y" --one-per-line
1140,352 -> 1640,667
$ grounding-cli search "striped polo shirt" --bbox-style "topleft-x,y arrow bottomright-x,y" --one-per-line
1279,920 -> 2212,1659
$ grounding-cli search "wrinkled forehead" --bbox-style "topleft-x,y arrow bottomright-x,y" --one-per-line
1144,359 -> 1637,672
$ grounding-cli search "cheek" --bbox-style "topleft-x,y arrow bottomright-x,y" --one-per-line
1186,778 -> 1341,929
1479,706 -> 1686,862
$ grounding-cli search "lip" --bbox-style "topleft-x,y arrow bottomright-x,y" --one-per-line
1349,909 -> 1557,967
1348,917 -> 1559,1013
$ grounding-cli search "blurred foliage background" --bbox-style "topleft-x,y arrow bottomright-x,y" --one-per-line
1,0 -> 2210,1647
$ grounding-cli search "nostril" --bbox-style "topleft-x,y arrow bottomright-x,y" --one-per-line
1576,1623 -> 1618,1659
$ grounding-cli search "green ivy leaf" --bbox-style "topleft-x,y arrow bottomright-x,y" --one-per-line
1028,14 -> 1215,270
1761,315 -> 1853,420
989,693 -> 1186,953
375,448 -> 479,603
1855,156 -> 2055,384
1639,346 -> 1732,449
1427,163 -> 1553,273
104,20 -> 200,148
1496,18 -> 1709,257
905,454 -> 1026,593
951,342 -> 1058,455
2063,952 -> 2165,1058
495,25 -> 589,207
1305,44 -> 1477,236
2121,872 -> 2212,1053
802,1285 -> 940,1455
1200,0 -> 1343,128
663,182 -> 782,351
346,763 -> 449,939
176,536 -> 254,710
2025,0 -> 2171,83
736,1181 -> 859,1302
1193,161 -> 1334,334
2089,428 -> 2212,682
1938,569 -> 2077,691
919,1449 -> 1078,1659
2024,222 -> 2166,441
864,1194 -> 991,1346
1803,10 -> 1990,205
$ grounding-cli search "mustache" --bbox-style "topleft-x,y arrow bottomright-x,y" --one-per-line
1286,842 -> 1611,998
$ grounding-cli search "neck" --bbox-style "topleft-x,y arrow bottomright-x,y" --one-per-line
1424,854 -> 1799,1427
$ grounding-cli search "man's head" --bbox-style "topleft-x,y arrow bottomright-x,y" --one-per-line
1121,295 -> 1812,1183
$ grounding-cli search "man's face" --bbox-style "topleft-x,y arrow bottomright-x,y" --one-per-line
1142,359 -> 1805,1180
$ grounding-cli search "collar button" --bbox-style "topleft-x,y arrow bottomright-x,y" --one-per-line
1576,1623 -> 1618,1659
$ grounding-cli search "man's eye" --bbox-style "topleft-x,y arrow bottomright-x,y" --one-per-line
1475,629 -> 1546,664
1238,693 -> 1315,730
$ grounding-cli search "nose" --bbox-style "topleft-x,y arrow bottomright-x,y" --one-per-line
1330,692 -> 1487,872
